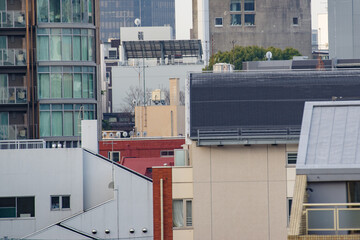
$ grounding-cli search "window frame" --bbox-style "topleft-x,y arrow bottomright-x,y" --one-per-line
292,17 -> 299,25
108,151 -> 120,162
160,150 -> 174,157
230,14 -> 242,26
0,196 -> 35,218
215,17 -> 223,27
244,0 -> 255,11
172,199 -> 192,229
287,152 -> 297,166
230,0 -> 241,12
244,14 -> 255,26
50,195 -> 71,211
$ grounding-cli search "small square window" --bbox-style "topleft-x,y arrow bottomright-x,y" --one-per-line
51,196 -> 60,210
230,0 -> 241,11
108,151 -> 120,162
51,195 -> 70,210
244,14 -> 255,26
62,196 -> 70,209
293,17 -> 298,25
230,14 -> 241,26
215,18 -> 223,26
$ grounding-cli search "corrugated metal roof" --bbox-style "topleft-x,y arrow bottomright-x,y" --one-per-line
297,101 -> 360,181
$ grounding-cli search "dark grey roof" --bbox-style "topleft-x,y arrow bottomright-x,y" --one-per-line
297,101 -> 360,181
189,70 -> 360,145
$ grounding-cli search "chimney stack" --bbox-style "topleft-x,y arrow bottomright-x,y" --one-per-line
169,78 -> 179,106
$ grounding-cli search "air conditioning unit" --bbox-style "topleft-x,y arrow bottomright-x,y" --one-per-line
109,132 -> 114,138
102,132 -> 107,138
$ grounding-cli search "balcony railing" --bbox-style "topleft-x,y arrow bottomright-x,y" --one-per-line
304,203 -> 360,234
0,49 -> 26,66
0,139 -> 45,149
0,87 -> 27,104
0,124 -> 27,140
0,11 -> 26,28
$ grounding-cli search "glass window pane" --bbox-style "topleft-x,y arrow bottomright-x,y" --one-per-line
52,111 -> 62,136
172,200 -> 184,227
88,74 -> 93,98
74,111 -> 81,136
62,36 -> 72,60
62,196 -> 70,209
63,112 -> 73,136
0,36 -> 6,48
63,73 -> 72,98
82,74 -> 88,98
81,36 -> 88,61
73,0 -> 81,22
0,0 -> 5,10
37,36 -> 49,61
245,14 -> 255,25
244,0 -> 254,11
73,73 -> 81,98
51,196 -> 60,210
62,0 -> 72,22
40,111 -> 50,137
88,0 -> 92,23
17,197 -> 35,217
51,73 -> 61,98
73,36 -> 81,61
230,0 -> 241,11
38,73 -> 50,99
81,0 -> 88,22
231,14 -> 241,26
37,0 -> 48,22
50,36 -> 61,61
186,201 -> 192,226
88,36 -> 93,61
49,0 -> 61,22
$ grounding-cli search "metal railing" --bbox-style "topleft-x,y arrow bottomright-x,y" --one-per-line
0,10 -> 26,28
0,124 -> 27,140
304,203 -> 360,234
0,87 -> 27,104
0,139 -> 45,149
0,49 -> 26,66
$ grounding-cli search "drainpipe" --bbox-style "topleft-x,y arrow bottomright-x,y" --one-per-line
160,178 -> 164,240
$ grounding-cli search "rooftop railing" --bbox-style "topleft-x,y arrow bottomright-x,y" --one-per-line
0,87 -> 27,104
0,139 -> 46,149
304,203 -> 360,234
0,49 -> 26,66
0,11 -> 26,28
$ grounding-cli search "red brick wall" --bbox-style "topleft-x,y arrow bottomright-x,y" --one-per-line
153,167 -> 173,240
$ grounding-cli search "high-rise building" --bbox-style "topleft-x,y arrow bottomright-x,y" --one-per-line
192,0 -> 312,64
0,0 -> 100,147
99,0 -> 175,43
328,0 -> 359,59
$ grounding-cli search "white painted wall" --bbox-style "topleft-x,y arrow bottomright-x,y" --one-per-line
120,26 -> 173,41
81,120 -> 98,154
0,149 -> 84,238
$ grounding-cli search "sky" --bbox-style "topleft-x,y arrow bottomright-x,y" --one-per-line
175,0 -> 328,40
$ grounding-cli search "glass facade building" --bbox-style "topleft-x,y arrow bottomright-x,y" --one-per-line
99,0 -> 175,42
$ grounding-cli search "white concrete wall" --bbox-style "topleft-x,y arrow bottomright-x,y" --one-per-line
81,120 -> 98,154
112,64 -> 203,112
0,149 -> 84,239
120,26 -> 173,41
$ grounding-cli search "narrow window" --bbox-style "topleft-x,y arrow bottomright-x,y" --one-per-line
173,199 -> 192,228
230,0 -> 241,11
293,17 -> 298,25
287,198 -> 293,225
108,151 -> 120,162
51,195 -> 70,210
287,152 -> 297,165
51,196 -> 60,210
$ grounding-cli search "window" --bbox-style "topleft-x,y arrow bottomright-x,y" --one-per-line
40,103 -> 95,137
244,0 -> 254,11
215,17 -> 223,27
293,17 -> 298,25
230,0 -> 241,11
108,151 -> 120,162
244,14 -> 255,25
231,14 -> 241,26
160,150 -> 174,157
287,152 -> 297,165
173,199 -> 192,228
287,198 -> 293,225
0,197 -> 35,218
51,195 -> 70,210
138,31 -> 144,40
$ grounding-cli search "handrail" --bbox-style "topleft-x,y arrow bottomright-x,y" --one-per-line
0,139 -> 46,149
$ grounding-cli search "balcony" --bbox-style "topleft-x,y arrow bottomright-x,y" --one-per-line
0,49 -> 26,66
0,124 -> 27,140
0,87 -> 27,104
0,11 -> 26,28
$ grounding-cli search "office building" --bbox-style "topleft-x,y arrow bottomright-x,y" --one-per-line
99,0 -> 175,42
192,0 -> 312,64
328,0 -> 360,59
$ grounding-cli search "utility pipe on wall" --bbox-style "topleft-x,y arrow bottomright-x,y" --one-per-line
160,178 -> 164,240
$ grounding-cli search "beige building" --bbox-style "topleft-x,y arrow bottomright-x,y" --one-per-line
135,78 -> 185,137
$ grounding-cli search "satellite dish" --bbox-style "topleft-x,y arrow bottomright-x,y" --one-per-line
266,51 -> 272,61
122,131 -> 128,137
134,18 -> 141,27
109,132 -> 114,138
102,132 -> 107,138
115,131 -> 121,138
129,131 -> 134,137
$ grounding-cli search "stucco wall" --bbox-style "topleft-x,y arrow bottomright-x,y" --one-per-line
0,149 -> 84,238
191,143 -> 295,240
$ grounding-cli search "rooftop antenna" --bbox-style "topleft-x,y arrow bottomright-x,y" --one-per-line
134,18 -> 141,27
266,51 -> 272,61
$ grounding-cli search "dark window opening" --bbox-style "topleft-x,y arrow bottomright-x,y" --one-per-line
293,17 -> 298,25
244,14 -> 255,25
215,18 -> 223,26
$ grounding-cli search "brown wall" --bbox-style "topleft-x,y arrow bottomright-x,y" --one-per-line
153,167 -> 173,240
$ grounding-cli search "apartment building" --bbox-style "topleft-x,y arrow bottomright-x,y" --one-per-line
0,0 -> 100,147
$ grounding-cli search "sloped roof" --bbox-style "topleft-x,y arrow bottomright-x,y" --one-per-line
297,101 -> 360,181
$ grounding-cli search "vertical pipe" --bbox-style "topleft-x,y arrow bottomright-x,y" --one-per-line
160,178 -> 164,240
170,110 -> 173,136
